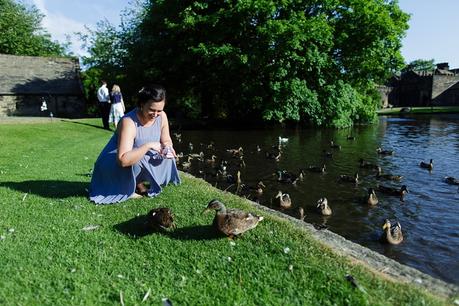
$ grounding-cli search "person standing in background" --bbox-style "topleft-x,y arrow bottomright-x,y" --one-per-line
109,84 -> 125,129
97,80 -> 111,130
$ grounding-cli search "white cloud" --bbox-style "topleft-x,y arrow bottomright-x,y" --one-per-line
31,0 -> 90,56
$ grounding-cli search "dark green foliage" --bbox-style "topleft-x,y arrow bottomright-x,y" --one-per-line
83,0 -> 409,127
402,59 -> 436,73
0,0 -> 66,56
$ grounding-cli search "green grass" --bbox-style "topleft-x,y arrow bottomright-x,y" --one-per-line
377,106 -> 459,115
0,119 -> 452,305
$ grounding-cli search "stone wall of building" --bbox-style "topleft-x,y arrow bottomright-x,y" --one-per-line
0,95 -> 85,118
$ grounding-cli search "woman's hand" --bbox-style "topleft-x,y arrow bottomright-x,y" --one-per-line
147,141 -> 162,152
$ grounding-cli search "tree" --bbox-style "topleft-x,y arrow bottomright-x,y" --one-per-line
0,0 -> 66,56
86,0 -> 409,127
402,59 -> 435,73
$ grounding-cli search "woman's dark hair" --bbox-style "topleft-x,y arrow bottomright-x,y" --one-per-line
137,84 -> 166,107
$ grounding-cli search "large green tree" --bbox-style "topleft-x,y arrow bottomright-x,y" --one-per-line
0,0 -> 65,56
85,0 -> 409,127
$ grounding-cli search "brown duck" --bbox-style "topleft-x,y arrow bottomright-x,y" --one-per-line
316,197 -> 332,216
381,219 -> 403,245
365,188 -> 378,206
203,199 -> 263,238
147,207 -> 176,230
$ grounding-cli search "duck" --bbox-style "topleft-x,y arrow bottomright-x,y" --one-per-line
323,150 -> 333,158
338,172 -> 359,184
316,197 -> 332,216
330,140 -> 341,150
359,158 -> 379,170
376,166 -> 403,181
376,147 -> 394,155
275,191 -> 292,209
377,184 -> 409,201
180,156 -> 193,171
253,181 -> 266,199
420,159 -> 433,170
147,207 -> 176,230
365,188 -> 378,206
444,176 -> 459,185
205,155 -> 217,164
227,147 -> 244,157
276,169 -> 304,184
381,219 -> 403,245
307,164 -> 326,173
347,135 -> 356,140
203,199 -> 263,238
265,150 -> 281,161
298,207 -> 305,221
278,136 -> 289,144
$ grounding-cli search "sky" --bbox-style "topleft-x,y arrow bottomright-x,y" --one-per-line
21,0 -> 459,69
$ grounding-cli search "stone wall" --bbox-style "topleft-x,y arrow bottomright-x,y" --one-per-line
431,75 -> 459,106
0,95 -> 85,118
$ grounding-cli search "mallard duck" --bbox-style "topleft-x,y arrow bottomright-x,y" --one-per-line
298,207 -> 305,221
203,199 -> 263,238
316,197 -> 332,216
275,191 -> 292,209
307,164 -> 326,173
227,147 -> 244,157
359,158 -> 379,170
330,140 -> 341,150
276,169 -> 303,184
278,136 -> 289,144
376,166 -> 403,181
376,147 -> 394,155
147,207 -> 176,230
205,155 -> 217,164
338,172 -> 359,184
377,184 -> 409,201
444,176 -> 459,185
266,150 -> 281,161
254,181 -> 265,199
323,150 -> 333,158
180,156 -> 193,171
381,219 -> 403,245
420,159 -> 433,170
365,188 -> 378,206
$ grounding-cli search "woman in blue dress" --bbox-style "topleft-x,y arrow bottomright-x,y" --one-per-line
89,84 -> 181,204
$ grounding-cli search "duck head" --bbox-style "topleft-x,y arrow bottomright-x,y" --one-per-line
203,199 -> 226,214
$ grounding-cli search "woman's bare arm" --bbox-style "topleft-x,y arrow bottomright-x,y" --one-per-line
116,117 -> 161,167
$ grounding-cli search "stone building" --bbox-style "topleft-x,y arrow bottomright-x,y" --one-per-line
381,63 -> 459,108
0,54 -> 86,117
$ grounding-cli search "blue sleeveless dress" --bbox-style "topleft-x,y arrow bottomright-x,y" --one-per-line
89,109 -> 181,204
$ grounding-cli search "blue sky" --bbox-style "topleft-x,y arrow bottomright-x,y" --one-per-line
22,0 -> 459,69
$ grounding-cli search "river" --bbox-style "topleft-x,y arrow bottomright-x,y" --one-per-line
172,114 -> 459,284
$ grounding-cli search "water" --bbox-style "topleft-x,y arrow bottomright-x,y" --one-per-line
173,114 -> 459,284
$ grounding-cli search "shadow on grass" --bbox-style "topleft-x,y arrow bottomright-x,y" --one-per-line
114,214 -> 221,241
0,180 -> 88,198
60,119 -> 110,131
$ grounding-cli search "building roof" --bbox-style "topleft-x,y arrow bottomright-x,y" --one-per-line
0,54 -> 83,95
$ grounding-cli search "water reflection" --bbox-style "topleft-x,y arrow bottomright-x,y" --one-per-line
173,114 -> 459,284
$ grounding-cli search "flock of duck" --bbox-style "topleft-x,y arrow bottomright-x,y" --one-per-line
171,133 -> 459,244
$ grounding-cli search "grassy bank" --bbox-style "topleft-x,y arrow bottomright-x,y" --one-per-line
377,106 -> 459,115
0,119 -> 453,305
